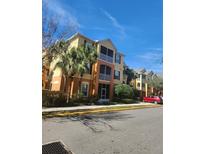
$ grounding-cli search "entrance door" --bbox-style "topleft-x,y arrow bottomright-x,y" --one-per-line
101,88 -> 106,99
98,84 -> 110,99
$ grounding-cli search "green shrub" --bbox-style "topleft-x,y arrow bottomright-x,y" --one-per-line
88,95 -> 99,105
133,89 -> 140,98
109,101 -> 118,105
120,98 -> 136,104
112,97 -> 138,104
114,84 -> 134,99
42,90 -> 100,107
42,90 -> 73,107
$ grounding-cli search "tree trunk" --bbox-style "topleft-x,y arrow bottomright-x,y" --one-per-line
63,75 -> 67,93
47,71 -> 53,90
78,75 -> 83,97
64,76 -> 70,102
68,76 -> 74,102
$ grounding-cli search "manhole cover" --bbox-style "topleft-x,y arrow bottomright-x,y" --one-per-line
42,141 -> 73,154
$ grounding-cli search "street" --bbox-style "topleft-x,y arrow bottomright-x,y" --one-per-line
43,107 -> 163,154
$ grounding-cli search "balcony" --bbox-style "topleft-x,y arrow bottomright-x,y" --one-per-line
99,73 -> 112,81
99,53 -> 113,63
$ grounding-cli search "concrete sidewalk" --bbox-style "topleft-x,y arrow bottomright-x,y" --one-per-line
42,102 -> 154,113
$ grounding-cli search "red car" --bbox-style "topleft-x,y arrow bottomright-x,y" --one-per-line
143,96 -> 163,104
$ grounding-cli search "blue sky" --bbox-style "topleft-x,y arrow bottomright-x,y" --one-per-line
44,0 -> 163,73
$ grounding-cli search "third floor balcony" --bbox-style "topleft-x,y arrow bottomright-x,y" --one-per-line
99,53 -> 113,63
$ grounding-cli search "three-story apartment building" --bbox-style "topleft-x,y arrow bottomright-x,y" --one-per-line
50,33 -> 124,100
132,68 -> 155,97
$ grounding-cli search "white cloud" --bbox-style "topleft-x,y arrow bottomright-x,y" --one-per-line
101,9 -> 126,39
148,47 -> 162,51
135,49 -> 163,73
44,0 -> 80,29
138,52 -> 162,61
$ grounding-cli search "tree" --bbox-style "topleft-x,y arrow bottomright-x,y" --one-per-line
54,46 -> 76,92
76,44 -> 98,94
54,42 -> 97,101
45,40 -> 70,89
123,64 -> 135,85
147,75 -> 163,95
42,0 -> 77,66
42,0 -> 78,90
114,84 -> 134,99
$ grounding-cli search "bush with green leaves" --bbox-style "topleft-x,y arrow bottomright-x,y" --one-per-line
42,90 -> 99,107
42,90 -> 68,107
114,84 -> 134,99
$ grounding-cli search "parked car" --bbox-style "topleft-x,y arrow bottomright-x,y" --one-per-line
143,96 -> 163,104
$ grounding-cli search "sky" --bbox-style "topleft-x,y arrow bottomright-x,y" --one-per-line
43,0 -> 163,73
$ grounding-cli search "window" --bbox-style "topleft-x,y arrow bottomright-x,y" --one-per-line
100,65 -> 111,75
84,40 -> 93,51
142,83 -> 145,87
108,49 -> 114,57
100,65 -> 106,74
114,70 -> 120,80
84,40 -> 87,48
136,74 -> 140,78
115,53 -> 121,64
100,46 -> 114,58
99,46 -> 114,63
99,65 -> 112,80
100,46 -> 107,55
137,83 -> 140,87
81,82 -> 89,97
142,75 -> 146,79
86,63 -> 92,74
106,67 -> 111,75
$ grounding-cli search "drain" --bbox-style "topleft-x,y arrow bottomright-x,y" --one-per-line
42,141 -> 73,154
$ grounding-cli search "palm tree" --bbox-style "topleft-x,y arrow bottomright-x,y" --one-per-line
123,64 -> 135,85
54,47 -> 75,93
54,42 -> 97,101
76,44 -> 98,96
45,40 -> 69,90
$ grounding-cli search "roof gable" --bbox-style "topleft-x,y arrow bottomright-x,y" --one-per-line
97,39 -> 117,51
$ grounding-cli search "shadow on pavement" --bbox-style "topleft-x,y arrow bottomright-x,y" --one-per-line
54,112 -> 134,133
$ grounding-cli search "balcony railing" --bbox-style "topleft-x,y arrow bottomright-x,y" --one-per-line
99,53 -> 113,63
99,73 -> 112,81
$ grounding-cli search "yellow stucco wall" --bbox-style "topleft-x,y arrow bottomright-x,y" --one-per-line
68,37 -> 79,50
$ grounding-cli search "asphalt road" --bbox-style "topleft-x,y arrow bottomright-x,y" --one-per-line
43,107 -> 163,154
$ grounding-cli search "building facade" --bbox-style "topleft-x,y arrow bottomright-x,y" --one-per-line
50,33 -> 124,101
131,68 -> 156,97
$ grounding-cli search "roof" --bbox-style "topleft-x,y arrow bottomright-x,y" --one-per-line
67,32 -> 125,56
67,32 -> 95,43
96,39 -> 117,51
134,68 -> 146,73
145,70 -> 154,75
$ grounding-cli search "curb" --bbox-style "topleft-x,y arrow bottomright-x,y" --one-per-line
43,104 -> 161,118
